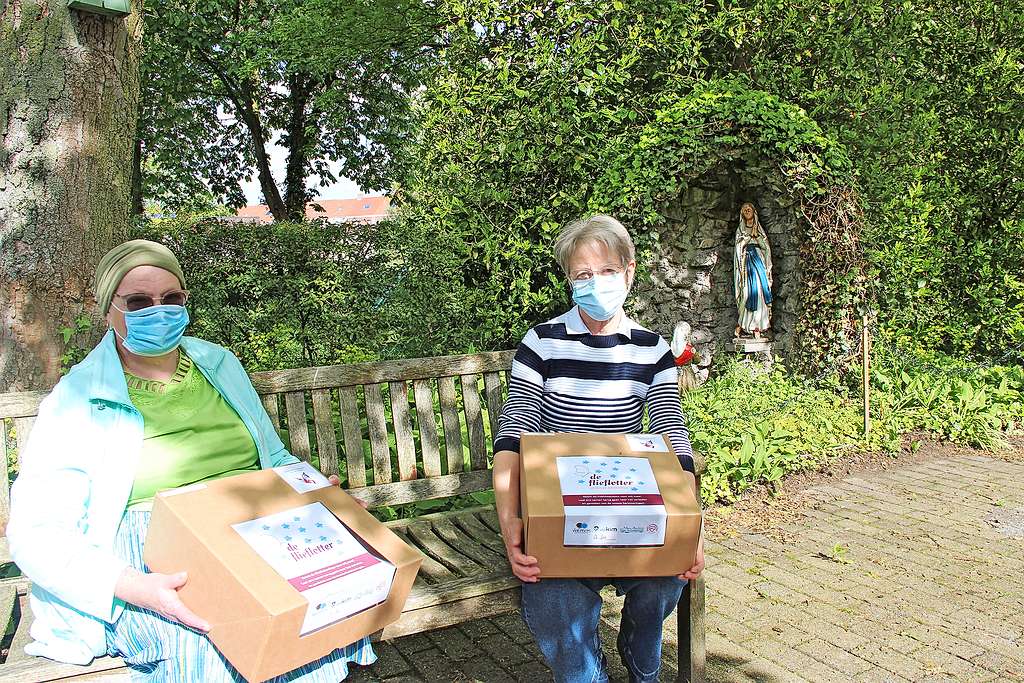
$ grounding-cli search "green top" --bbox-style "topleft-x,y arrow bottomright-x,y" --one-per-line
126,352 -> 260,508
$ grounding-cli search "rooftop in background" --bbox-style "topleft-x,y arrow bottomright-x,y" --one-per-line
234,196 -> 391,224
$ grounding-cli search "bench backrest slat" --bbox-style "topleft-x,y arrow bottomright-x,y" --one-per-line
363,383 -> 392,485
310,389 -> 340,477
13,418 -> 33,470
0,392 -> 46,420
0,429 -> 10,522
462,375 -> 488,471
412,379 -> 443,478
436,376 -> 463,475
261,394 -> 281,431
483,372 -> 504,438
338,387 -> 366,487
388,382 -> 418,482
283,391 -> 312,462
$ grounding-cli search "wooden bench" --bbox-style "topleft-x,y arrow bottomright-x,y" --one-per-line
0,350 -> 706,682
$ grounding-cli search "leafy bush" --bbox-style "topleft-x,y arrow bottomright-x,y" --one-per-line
398,0 -> 1024,366
684,360 -> 896,503
134,215 -> 477,371
689,351 -> 1024,504
871,348 -> 1024,450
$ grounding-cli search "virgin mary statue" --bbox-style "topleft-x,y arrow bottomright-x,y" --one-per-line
733,202 -> 773,339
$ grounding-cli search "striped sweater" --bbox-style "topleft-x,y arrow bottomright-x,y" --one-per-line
494,307 -> 695,472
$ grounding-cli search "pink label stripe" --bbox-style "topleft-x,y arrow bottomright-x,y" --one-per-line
287,552 -> 381,591
563,494 -> 665,506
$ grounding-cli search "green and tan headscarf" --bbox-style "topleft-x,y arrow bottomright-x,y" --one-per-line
94,240 -> 187,315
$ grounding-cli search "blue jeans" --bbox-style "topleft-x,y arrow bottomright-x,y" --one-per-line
520,577 -> 686,683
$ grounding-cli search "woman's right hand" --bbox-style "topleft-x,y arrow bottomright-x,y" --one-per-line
503,518 -> 541,583
114,566 -> 211,632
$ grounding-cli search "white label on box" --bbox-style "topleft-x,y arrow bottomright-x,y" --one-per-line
556,456 -> 667,547
273,461 -> 333,493
233,502 -> 395,635
624,434 -> 669,453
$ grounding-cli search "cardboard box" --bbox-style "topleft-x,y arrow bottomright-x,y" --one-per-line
520,432 -> 702,577
143,462 -> 422,683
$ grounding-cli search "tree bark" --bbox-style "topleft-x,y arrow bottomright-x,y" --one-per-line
131,136 -> 144,216
232,82 -> 287,221
283,72 -> 311,220
0,0 -> 144,391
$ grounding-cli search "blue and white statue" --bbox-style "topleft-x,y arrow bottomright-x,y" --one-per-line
733,202 -> 773,339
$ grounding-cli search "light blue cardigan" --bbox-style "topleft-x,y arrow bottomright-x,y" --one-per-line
6,332 -> 298,664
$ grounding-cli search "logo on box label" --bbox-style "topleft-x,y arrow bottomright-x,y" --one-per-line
625,434 -> 669,453
274,461 -> 332,493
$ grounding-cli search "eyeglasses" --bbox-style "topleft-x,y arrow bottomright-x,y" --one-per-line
112,290 -> 189,312
570,266 -> 625,282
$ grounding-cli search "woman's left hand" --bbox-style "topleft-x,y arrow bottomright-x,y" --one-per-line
677,531 -> 705,581
328,474 -> 369,509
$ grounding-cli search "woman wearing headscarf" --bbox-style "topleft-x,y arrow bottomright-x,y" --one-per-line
492,215 -> 705,683
7,240 -> 374,681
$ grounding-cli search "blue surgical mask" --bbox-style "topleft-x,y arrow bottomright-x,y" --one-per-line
114,305 -> 190,356
571,272 -> 628,321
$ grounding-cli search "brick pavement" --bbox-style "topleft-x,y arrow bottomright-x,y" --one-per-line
347,454 -> 1024,682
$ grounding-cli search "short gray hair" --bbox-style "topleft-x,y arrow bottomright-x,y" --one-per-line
553,214 -> 636,274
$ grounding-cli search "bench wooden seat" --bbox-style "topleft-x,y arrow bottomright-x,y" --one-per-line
0,350 -> 706,682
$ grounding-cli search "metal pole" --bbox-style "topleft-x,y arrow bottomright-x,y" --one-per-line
862,315 -> 871,436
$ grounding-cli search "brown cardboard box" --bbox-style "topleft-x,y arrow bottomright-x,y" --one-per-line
143,463 -> 422,683
520,432 -> 701,578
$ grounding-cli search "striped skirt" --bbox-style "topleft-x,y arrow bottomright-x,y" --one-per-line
105,510 -> 376,682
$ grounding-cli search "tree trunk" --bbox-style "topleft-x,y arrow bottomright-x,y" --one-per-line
283,73 -> 312,220
0,0 -> 144,392
131,136 -> 144,216
233,83 -> 288,222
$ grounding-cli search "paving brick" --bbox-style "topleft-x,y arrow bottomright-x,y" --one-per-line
797,637 -> 874,676
370,641 -> 414,677
490,613 -> 536,646
425,627 -> 480,663
476,632 -> 534,668
408,646 -> 469,681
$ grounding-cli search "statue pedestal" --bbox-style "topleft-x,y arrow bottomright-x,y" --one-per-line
727,338 -> 773,354
727,338 -> 775,367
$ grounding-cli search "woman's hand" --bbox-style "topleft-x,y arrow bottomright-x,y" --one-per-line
503,517 -> 541,583
328,474 -> 370,509
114,567 -> 210,631
677,531 -> 705,582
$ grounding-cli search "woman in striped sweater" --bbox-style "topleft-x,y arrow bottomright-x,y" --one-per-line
493,215 -> 705,683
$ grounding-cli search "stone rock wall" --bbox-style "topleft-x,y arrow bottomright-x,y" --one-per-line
629,171 -> 806,381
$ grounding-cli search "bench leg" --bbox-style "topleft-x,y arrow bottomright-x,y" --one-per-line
676,574 -> 706,683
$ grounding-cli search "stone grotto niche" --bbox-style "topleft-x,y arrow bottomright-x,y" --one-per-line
630,168 -> 806,383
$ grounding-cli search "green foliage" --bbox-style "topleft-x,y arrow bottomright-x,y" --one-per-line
684,359 -> 889,503
689,351 -> 1023,505
871,347 -> 1024,450
401,0 -> 865,368
134,216 -> 476,370
734,0 -> 1024,358
59,315 -> 94,375
401,0 -> 1023,365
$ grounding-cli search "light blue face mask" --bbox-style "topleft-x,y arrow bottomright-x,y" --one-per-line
571,272 -> 628,321
114,305 -> 190,357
